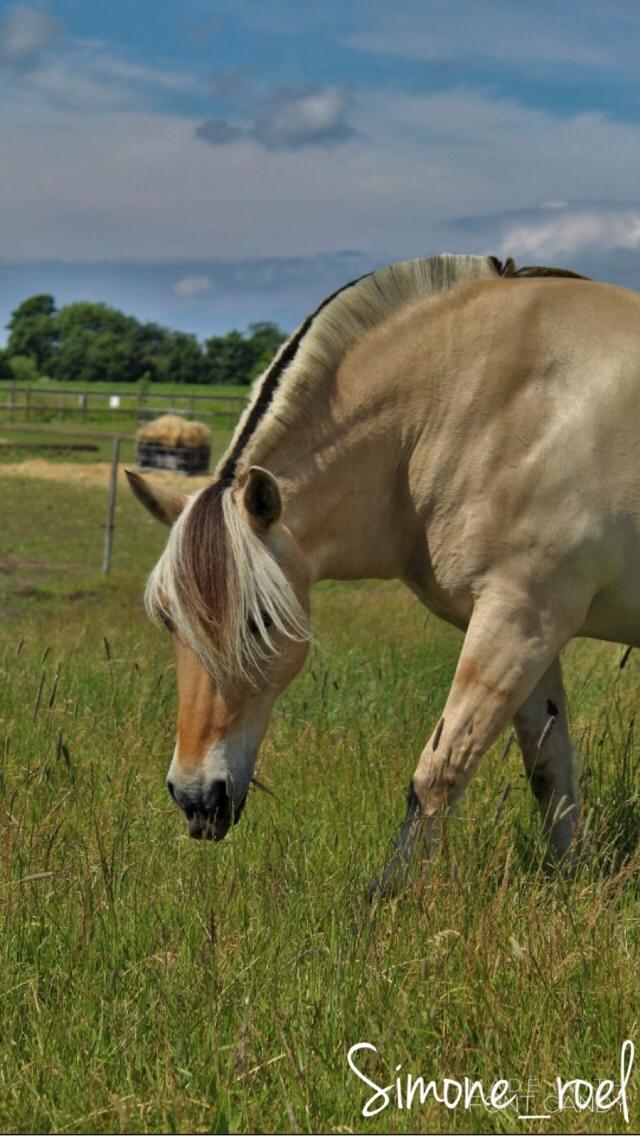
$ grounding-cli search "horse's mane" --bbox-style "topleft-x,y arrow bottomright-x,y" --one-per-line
217,253 -> 586,483
145,482 -> 309,693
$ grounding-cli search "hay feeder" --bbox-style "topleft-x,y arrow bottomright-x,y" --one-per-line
135,414 -> 211,476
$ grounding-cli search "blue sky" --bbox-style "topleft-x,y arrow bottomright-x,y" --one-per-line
1,0 -> 638,344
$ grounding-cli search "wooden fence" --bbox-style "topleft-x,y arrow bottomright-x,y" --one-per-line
1,386 -> 248,426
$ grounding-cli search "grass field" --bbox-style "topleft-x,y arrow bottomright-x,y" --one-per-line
1,454 -> 639,1133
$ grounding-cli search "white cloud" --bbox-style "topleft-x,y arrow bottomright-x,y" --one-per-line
253,86 -> 354,150
0,2 -> 59,72
174,274 -> 213,297
88,52 -> 204,96
196,85 -> 355,151
195,118 -> 244,145
499,207 -> 640,260
342,0 -> 639,73
22,38 -> 205,111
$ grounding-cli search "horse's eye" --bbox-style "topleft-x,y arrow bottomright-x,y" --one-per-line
248,611 -> 273,635
160,611 -> 174,633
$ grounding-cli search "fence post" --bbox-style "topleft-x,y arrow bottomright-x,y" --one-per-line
102,436 -> 121,574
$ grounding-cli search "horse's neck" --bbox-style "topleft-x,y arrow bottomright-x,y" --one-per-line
242,281 -> 492,583
256,364 -> 423,585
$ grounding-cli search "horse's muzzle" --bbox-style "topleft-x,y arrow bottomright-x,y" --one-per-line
167,778 -> 247,841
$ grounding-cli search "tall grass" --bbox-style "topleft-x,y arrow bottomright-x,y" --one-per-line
0,476 -> 639,1133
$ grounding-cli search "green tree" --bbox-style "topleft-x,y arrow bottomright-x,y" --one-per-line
8,355 -> 39,383
53,302 -> 139,382
0,349 -> 13,380
157,331 -> 205,385
6,291 -> 285,387
203,323 -> 286,385
204,329 -> 254,385
129,321 -> 170,382
85,330 -> 133,384
6,294 -> 58,371
246,321 -> 287,381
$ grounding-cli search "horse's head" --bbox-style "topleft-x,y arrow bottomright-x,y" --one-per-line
127,467 -> 311,840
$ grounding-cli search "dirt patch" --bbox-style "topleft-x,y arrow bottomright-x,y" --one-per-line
0,459 -> 212,492
0,555 -> 50,574
0,441 -> 99,453
2,584 -> 100,608
11,585 -> 50,600
0,555 -> 85,575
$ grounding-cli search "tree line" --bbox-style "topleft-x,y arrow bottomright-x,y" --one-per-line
0,294 -> 287,386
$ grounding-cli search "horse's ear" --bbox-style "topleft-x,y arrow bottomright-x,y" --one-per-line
125,469 -> 187,526
243,466 -> 282,530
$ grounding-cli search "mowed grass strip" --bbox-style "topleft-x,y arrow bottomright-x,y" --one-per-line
0,473 -> 639,1134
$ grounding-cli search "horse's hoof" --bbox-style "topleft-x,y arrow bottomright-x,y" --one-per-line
367,875 -> 382,903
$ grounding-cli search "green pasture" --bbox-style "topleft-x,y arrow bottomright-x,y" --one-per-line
0,469 -> 639,1133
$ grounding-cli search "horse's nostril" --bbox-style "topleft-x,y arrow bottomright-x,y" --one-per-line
166,778 -> 176,802
205,779 -> 228,812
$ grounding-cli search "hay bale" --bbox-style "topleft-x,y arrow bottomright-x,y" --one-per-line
135,414 -> 210,448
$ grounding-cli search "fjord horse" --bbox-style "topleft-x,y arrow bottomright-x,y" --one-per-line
127,254 -> 640,893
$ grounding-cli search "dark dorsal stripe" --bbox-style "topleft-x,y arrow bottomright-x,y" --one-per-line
218,269 -> 374,484
218,255 -> 587,484
513,265 -> 588,280
492,254 -> 587,281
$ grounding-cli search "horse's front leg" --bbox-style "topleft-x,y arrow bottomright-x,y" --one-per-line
371,587 -> 584,897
